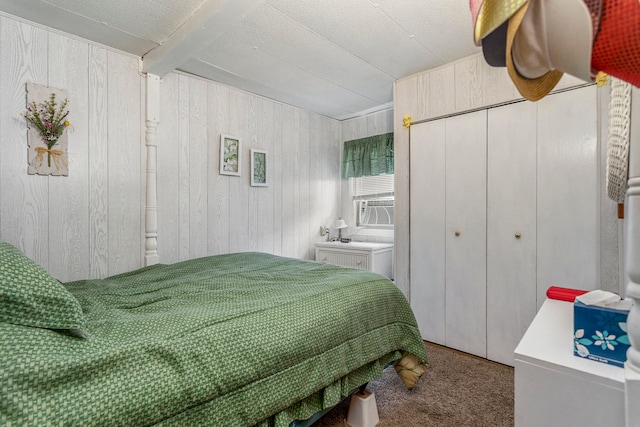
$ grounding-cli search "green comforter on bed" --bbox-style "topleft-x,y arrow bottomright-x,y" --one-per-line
0,252 -> 427,426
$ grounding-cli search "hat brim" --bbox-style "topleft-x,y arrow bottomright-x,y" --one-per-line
506,1 -> 563,102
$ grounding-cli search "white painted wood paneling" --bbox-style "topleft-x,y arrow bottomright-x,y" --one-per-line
393,76 -> 417,298
487,101 -> 538,366
307,114 -> 322,253
245,95 -> 259,253
256,98 -> 275,255
177,74 -> 191,261
155,72 -> 341,264
0,15 -> 144,280
88,45 -> 110,279
415,73 -> 430,122
428,65 -> 456,118
272,103 -> 284,256
536,86 -> 599,308
280,105 -> 296,257
47,32 -> 90,282
445,111 -> 487,358
0,18 -> 49,269
481,65 -> 518,107
157,72 -> 180,263
410,120 -> 446,345
188,77 -> 208,259
207,83 -> 231,257
454,55 -> 483,112
0,13 -> 342,281
107,51 -> 143,276
229,91 -> 251,254
322,113 -> 340,251
297,110 -> 310,260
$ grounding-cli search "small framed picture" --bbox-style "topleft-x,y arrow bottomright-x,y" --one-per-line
250,149 -> 267,187
220,134 -> 241,176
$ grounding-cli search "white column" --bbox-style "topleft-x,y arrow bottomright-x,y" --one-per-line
625,87 -> 640,427
144,73 -> 160,266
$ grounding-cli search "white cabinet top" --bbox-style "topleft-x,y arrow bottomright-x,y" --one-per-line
514,298 -> 625,389
315,241 -> 394,251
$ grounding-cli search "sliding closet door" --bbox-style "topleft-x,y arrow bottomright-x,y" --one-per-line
537,86 -> 599,308
445,111 -> 487,357
410,120 -> 446,345
487,101 -> 537,366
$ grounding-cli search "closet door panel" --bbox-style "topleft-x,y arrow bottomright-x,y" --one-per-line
537,86 -> 599,308
409,120 -> 446,345
487,101 -> 537,366
445,110 -> 487,357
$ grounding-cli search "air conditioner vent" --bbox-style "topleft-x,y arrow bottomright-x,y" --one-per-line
357,199 -> 394,227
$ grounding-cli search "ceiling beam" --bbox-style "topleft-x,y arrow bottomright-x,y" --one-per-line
142,0 -> 266,77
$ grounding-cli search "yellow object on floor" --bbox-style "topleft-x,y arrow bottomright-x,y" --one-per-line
393,351 -> 428,390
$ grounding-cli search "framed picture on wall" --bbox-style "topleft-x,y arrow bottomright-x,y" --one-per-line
220,134 -> 241,176
250,149 -> 267,187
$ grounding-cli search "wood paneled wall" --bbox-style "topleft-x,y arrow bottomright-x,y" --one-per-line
394,53 -> 621,300
0,15 -> 143,281
156,72 -> 341,265
0,14 -> 342,281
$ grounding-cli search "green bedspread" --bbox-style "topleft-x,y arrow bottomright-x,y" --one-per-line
1,252 -> 427,426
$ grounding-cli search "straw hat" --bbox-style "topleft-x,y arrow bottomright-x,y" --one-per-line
506,0 -> 593,101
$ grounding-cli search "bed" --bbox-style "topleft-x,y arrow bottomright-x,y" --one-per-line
0,241 -> 427,426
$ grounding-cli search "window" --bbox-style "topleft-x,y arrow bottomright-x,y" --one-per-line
342,132 -> 394,229
352,174 -> 394,227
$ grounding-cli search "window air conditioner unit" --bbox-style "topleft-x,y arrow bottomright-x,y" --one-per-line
357,199 -> 394,227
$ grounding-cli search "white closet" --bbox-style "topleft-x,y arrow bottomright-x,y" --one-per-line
486,100 -> 537,365
410,86 -> 599,365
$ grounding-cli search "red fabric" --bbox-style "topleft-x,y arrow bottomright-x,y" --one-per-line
591,0 -> 640,87
546,286 -> 589,302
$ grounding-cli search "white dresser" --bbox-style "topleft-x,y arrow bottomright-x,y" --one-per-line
514,298 -> 625,427
314,241 -> 394,280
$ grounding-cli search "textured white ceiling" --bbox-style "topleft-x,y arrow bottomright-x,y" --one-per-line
0,0 -> 480,120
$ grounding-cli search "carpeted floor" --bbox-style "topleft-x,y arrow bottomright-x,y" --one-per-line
313,341 -> 514,427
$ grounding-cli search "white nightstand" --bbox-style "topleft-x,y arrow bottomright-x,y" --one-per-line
314,241 -> 394,280
514,298 -> 625,427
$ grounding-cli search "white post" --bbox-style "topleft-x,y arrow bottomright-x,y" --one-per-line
625,87 -> 640,427
144,73 -> 160,266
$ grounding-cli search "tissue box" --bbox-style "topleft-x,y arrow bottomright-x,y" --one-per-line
573,301 -> 630,367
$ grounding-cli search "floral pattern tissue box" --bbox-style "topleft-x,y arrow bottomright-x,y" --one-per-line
574,298 -> 631,368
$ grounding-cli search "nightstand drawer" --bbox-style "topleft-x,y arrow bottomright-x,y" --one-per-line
314,242 -> 393,279
317,250 -> 369,271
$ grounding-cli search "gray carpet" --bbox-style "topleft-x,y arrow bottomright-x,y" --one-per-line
313,342 -> 514,427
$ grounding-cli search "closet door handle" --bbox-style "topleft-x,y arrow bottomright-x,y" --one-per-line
454,231 -> 460,237
515,232 -> 521,239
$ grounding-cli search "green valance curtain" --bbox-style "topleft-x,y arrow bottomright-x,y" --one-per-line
342,132 -> 394,179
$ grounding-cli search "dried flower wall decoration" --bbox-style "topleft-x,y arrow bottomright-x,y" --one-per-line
23,83 -> 71,176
